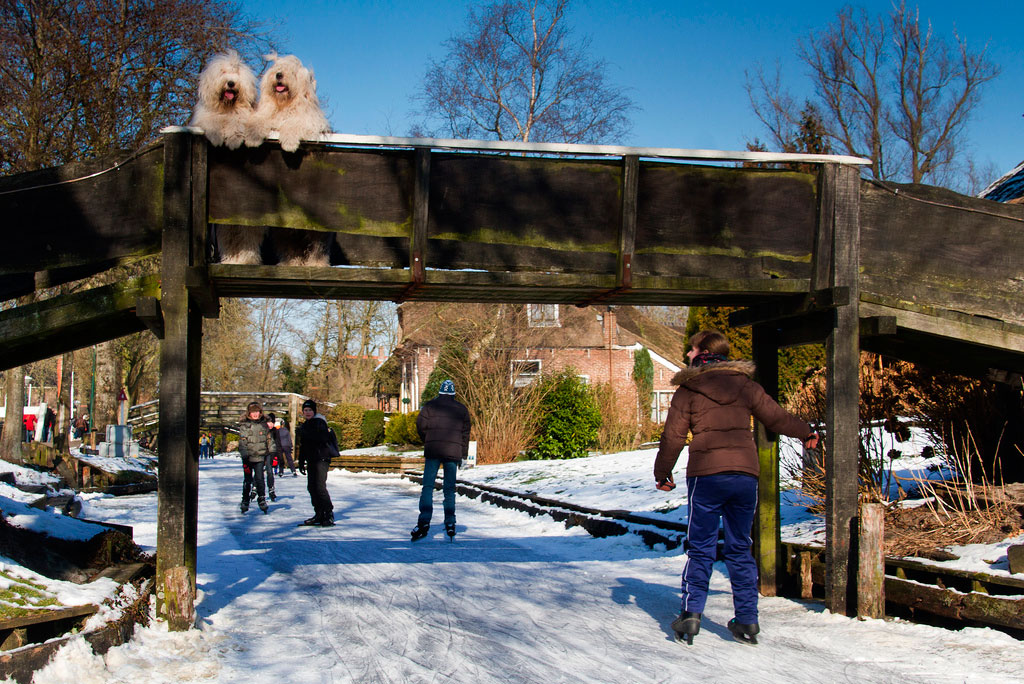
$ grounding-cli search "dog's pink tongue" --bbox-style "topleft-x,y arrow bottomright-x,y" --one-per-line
276,85 -> 287,92
224,91 -> 235,101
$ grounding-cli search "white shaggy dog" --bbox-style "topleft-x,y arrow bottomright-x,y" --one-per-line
248,52 -> 331,153
192,51 -> 265,265
190,51 -> 257,150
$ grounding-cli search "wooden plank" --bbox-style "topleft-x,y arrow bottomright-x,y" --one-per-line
135,296 -> 164,339
0,276 -> 160,371
884,577 -> 1024,630
155,131 -> 201,629
728,287 -> 849,327
822,163 -> 861,617
0,146 -> 164,276
752,323 -> 781,596
634,163 -> 817,280
859,179 -> 1024,327
618,155 -> 639,289
857,503 -> 885,618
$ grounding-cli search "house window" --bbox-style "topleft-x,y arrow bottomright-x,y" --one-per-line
528,304 -> 560,327
511,359 -> 542,387
653,390 -> 674,423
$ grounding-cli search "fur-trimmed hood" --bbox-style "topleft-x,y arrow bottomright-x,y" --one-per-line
670,359 -> 757,406
670,359 -> 755,386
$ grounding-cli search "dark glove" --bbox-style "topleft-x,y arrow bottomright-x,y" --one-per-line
656,475 -> 676,491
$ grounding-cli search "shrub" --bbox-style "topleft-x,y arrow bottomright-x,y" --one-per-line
529,369 -> 601,459
360,410 -> 386,447
385,411 -> 422,446
592,382 -> 640,453
326,403 -> 364,450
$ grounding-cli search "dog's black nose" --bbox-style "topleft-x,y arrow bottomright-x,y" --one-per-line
227,80 -> 235,88
276,72 -> 283,79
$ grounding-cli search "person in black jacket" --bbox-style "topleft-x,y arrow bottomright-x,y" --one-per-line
295,399 -> 337,526
411,379 -> 471,541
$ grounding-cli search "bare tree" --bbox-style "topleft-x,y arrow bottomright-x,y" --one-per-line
0,0 -> 267,173
746,2 -> 999,186
415,0 -> 634,143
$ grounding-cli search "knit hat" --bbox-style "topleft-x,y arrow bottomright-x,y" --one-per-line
246,401 -> 263,414
438,379 -> 456,395
302,398 -> 317,412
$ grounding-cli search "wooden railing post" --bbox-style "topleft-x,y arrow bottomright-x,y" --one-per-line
857,503 -> 885,618
752,322 -> 781,596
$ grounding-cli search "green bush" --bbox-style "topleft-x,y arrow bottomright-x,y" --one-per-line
528,369 -> 601,459
385,411 -> 422,446
361,410 -> 386,447
326,403 -> 364,450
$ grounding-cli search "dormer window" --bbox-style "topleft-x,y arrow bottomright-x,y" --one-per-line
528,304 -> 560,328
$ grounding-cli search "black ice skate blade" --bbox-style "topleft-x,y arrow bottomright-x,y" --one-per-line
673,633 -> 695,645
729,632 -> 758,645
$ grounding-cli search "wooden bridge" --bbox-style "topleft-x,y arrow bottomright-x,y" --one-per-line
127,391 -> 307,432
1,129 -> 1022,629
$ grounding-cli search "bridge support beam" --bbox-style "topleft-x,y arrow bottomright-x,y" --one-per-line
819,163 -> 861,616
156,132 -> 204,630
752,322 -> 781,596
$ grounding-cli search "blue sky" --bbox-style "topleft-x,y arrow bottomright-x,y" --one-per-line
236,0 -> 1023,184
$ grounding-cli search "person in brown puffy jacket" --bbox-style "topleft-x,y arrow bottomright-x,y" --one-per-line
654,329 -> 818,645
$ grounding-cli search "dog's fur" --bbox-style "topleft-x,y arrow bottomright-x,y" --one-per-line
190,51 -> 257,150
248,52 -> 331,153
192,52 -> 265,265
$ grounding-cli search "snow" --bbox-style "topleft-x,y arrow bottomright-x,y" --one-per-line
4,450 -> 1024,683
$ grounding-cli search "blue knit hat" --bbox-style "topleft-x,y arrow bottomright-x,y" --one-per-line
439,379 -> 456,395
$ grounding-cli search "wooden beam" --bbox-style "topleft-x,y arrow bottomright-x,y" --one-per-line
396,148 -> 429,303
821,163 -> 862,617
728,288 -> 849,328
0,276 -> 160,371
135,296 -> 164,339
752,323 -> 782,596
184,268 -> 220,319
155,131 -> 202,630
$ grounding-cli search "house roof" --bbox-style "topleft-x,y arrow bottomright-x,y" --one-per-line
394,303 -> 687,368
979,160 -> 1024,204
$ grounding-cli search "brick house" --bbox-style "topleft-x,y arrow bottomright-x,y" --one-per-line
392,302 -> 689,422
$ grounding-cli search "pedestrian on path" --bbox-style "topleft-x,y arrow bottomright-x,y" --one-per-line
268,412 -> 297,476
295,399 -> 337,526
653,329 -> 818,645
238,401 -> 277,515
410,379 -> 471,542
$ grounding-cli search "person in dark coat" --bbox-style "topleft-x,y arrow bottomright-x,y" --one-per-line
295,399 -> 336,526
267,412 -> 296,476
238,401 -> 277,514
411,379 -> 471,541
653,330 -> 819,645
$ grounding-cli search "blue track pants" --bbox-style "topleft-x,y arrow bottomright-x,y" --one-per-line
681,472 -> 760,624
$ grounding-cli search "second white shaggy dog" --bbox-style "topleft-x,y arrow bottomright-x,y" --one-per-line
248,52 -> 331,153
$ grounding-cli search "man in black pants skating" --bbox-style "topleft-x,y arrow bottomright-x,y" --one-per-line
296,399 -> 337,527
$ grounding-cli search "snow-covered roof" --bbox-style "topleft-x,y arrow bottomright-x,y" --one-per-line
979,160 -> 1024,203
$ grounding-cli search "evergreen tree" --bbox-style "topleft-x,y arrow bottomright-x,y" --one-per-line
632,347 -> 654,423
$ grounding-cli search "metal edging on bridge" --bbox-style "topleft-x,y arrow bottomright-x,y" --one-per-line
160,126 -> 872,166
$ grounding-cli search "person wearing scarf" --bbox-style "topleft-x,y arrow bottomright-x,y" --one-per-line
654,329 -> 819,645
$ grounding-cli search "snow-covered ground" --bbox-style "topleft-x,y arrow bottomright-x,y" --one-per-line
4,449 -> 1022,684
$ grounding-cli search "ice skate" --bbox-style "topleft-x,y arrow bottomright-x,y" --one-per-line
269,488 -> 277,502
727,618 -> 759,645
258,498 -> 268,514
319,512 -> 335,527
670,611 -> 702,645
240,500 -> 249,514
299,514 -> 322,527
410,522 -> 429,541
445,522 -> 456,541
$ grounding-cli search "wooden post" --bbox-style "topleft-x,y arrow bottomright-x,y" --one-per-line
155,132 -> 203,629
820,163 -> 862,616
857,502 -> 885,618
752,322 -> 781,596
800,552 -> 814,599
